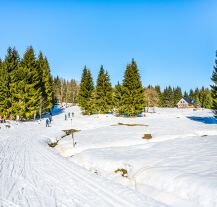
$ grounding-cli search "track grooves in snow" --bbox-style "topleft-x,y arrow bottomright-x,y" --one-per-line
0,126 -> 166,207
39,147 -> 130,207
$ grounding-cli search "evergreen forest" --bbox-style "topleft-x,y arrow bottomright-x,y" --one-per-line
0,47 -> 216,119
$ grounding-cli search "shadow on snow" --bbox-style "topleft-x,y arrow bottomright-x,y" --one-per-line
51,105 -> 64,117
187,116 -> 217,124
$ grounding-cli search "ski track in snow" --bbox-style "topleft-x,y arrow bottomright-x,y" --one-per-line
0,123 -> 166,207
1,106 -> 217,207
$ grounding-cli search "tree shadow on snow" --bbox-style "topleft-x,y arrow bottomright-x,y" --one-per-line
51,105 -> 64,117
187,116 -> 217,124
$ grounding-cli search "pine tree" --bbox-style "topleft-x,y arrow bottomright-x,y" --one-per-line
203,88 -> 212,109
54,76 -> 64,104
0,59 -> 7,117
19,46 -> 42,119
37,52 -> 53,113
95,65 -> 113,113
0,47 -> 54,120
189,89 -> 194,100
78,66 -> 94,114
197,87 -> 212,109
173,86 -> 182,107
194,96 -> 201,108
3,47 -> 20,118
44,57 -> 54,109
11,64 -> 27,119
78,66 -> 88,109
162,86 -> 174,107
211,52 -> 217,116
122,59 -> 144,116
199,87 -> 206,108
113,82 -> 124,114
155,85 -> 162,107
193,88 -> 200,102
183,91 -> 189,98
85,70 -> 95,114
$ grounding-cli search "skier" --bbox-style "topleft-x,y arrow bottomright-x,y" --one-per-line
49,114 -> 52,123
65,113 -> 67,121
46,118 -> 49,127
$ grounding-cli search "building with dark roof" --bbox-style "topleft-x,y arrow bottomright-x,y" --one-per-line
177,97 -> 196,108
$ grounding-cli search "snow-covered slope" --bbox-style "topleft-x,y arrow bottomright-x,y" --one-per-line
0,107 -> 168,207
60,107 -> 217,207
73,136 -> 217,207
1,106 -> 217,207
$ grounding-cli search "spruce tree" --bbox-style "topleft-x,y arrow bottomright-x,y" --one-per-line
203,88 -> 212,109
0,59 -> 7,117
3,47 -> 20,118
11,64 -> 27,119
19,46 -> 42,119
122,59 -> 144,116
37,52 -> 53,113
78,66 -> 88,109
53,76 -> 61,103
199,87 -> 206,108
183,91 -> 188,98
162,86 -> 174,107
173,86 -> 182,107
194,96 -> 201,108
95,65 -> 113,113
189,87 -> 199,108
78,66 -> 94,114
155,85 -> 162,107
198,87 -> 212,109
113,82 -> 124,114
211,52 -> 217,116
85,70 -> 95,114
0,47 -> 54,120
189,89 -> 194,100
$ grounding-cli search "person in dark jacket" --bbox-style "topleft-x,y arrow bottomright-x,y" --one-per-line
49,114 -> 52,123
46,118 -> 49,127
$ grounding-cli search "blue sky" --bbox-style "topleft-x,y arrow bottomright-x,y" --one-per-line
0,0 -> 217,91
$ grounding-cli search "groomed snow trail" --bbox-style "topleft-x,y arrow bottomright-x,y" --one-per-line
0,123 -> 167,207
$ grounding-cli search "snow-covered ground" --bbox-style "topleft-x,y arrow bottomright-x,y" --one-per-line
0,106 -> 217,206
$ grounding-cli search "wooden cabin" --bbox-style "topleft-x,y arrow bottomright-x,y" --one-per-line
177,97 -> 195,108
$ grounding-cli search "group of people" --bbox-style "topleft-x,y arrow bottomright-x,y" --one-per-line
45,111 -> 75,127
65,112 -> 74,120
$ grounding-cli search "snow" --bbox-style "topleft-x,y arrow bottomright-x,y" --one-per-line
73,136 -> 217,207
0,105 -> 217,206
0,106 -> 167,207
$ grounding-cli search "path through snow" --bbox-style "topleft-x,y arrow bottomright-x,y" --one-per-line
0,121 -> 166,207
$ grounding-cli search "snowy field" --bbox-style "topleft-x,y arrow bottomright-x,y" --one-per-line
0,106 -> 217,207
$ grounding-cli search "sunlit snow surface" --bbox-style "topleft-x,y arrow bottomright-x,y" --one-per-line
1,106 -> 217,207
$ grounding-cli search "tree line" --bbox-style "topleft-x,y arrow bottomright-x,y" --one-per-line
78,60 -> 144,115
78,59 -> 215,116
143,85 -> 212,110
0,46 -> 216,119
